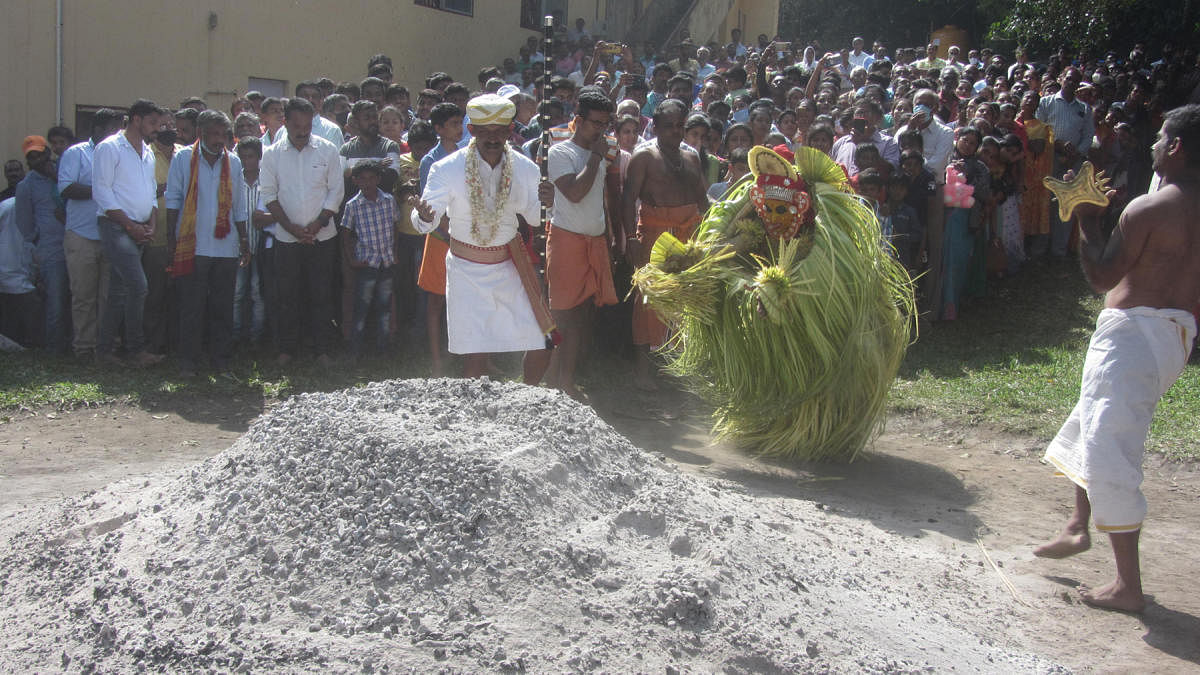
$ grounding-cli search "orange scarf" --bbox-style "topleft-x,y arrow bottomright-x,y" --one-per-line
170,142 -> 232,278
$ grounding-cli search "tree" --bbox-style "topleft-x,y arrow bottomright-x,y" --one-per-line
987,0 -> 1199,57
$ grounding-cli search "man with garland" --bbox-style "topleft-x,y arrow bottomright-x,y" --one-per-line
413,94 -> 556,383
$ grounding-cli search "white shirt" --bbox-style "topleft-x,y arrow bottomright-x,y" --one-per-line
92,131 -> 157,222
895,118 -> 955,184
312,113 -> 347,149
548,139 -> 609,236
259,132 -> 344,243
413,145 -> 541,247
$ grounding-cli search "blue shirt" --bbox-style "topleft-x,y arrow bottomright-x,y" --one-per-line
165,147 -> 249,259
1036,92 -> 1094,154
58,139 -> 100,240
341,190 -> 398,268
418,139 -> 468,193
14,171 -> 65,265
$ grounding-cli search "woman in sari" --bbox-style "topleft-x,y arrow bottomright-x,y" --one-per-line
1017,90 -> 1053,256
942,126 -> 990,320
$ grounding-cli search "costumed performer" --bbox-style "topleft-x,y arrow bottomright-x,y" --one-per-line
412,94 -> 557,383
632,144 -> 915,460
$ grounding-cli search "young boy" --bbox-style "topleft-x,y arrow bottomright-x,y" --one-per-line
340,160 -> 400,359
417,102 -> 465,375
882,173 -> 922,273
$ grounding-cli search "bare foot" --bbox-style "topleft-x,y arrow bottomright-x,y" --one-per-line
1079,580 -> 1146,613
1033,527 -> 1091,559
633,374 -> 659,392
560,384 -> 588,403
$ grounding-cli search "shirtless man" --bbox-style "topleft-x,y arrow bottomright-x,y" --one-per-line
1034,104 -> 1200,613
620,99 -> 709,390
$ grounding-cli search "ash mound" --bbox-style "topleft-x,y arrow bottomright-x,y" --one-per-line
0,379 -> 1062,673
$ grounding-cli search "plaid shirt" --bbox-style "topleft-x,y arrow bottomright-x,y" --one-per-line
341,190 -> 398,268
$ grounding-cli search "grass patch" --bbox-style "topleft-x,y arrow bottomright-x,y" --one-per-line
891,260 -> 1200,460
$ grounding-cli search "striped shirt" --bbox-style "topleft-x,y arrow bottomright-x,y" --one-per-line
341,190 -> 398,268
1036,92 -> 1094,153
243,177 -> 261,253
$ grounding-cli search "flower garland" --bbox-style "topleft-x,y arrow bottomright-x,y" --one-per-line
464,137 -> 514,245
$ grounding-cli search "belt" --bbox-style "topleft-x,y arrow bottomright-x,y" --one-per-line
449,237 -> 513,264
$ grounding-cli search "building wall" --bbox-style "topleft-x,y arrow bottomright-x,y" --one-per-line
718,0 -> 781,47
1,0 -> 561,161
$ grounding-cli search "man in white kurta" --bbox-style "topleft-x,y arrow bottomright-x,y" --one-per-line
412,94 -> 555,383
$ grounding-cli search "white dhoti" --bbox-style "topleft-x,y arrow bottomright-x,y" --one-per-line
444,252 -> 544,355
1045,307 -> 1196,533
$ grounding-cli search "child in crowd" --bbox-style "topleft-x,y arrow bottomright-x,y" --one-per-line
882,172 -> 922,273
340,160 -> 400,359
707,147 -> 750,200
997,134 -> 1026,275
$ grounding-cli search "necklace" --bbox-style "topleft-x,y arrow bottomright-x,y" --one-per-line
660,144 -> 684,173
464,138 -> 514,245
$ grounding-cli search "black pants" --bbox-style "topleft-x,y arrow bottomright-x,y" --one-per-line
274,237 -> 337,356
142,244 -> 173,354
177,255 -> 238,369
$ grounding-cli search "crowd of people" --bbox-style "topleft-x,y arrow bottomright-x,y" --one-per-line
2,19 -> 1198,391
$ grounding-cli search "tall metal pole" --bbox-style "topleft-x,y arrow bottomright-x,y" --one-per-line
56,0 -> 63,125
540,14 -> 554,230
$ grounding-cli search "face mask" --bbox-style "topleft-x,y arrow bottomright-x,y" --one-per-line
155,129 -> 177,145
200,140 -> 223,155
336,111 -> 350,126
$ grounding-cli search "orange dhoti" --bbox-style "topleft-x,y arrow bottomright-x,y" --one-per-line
632,203 -> 701,348
546,226 -> 618,311
417,232 -> 449,295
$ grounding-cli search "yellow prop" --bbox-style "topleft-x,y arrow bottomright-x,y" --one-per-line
1042,161 -> 1112,222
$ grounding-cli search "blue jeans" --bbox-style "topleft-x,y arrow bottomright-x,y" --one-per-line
351,265 -> 393,355
38,258 -> 71,354
233,254 -> 264,341
97,216 -> 149,355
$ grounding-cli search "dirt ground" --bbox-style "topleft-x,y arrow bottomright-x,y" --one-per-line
1,381 -> 1197,673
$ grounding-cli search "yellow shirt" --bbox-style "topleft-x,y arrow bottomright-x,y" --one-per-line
151,142 -> 183,247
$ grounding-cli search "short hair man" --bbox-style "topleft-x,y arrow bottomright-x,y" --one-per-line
545,89 -> 619,399
58,107 -> 123,358
174,108 -> 200,146
46,126 -> 75,158
295,80 -> 350,147
259,97 -> 345,366
2,159 -> 25,201
164,110 -> 250,375
412,94 -> 557,383
1035,105 -> 1200,614
15,135 -> 69,353
620,98 -> 709,389
337,99 -> 403,338
414,101 -> 466,375
144,107 -> 182,354
259,97 -> 285,146
92,99 -> 165,367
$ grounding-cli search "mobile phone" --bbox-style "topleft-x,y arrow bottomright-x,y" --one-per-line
600,43 -> 623,55
776,41 -> 791,52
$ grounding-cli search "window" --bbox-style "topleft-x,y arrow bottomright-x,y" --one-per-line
75,104 -> 127,141
248,77 -> 286,99
414,0 -> 472,16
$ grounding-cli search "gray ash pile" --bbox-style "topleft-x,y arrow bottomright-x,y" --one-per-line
0,379 -> 1063,672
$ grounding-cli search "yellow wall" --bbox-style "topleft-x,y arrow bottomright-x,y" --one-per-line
1,0 -> 552,161
718,0 -> 780,45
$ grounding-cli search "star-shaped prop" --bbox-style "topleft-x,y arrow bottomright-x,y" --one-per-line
1043,161 -> 1112,222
